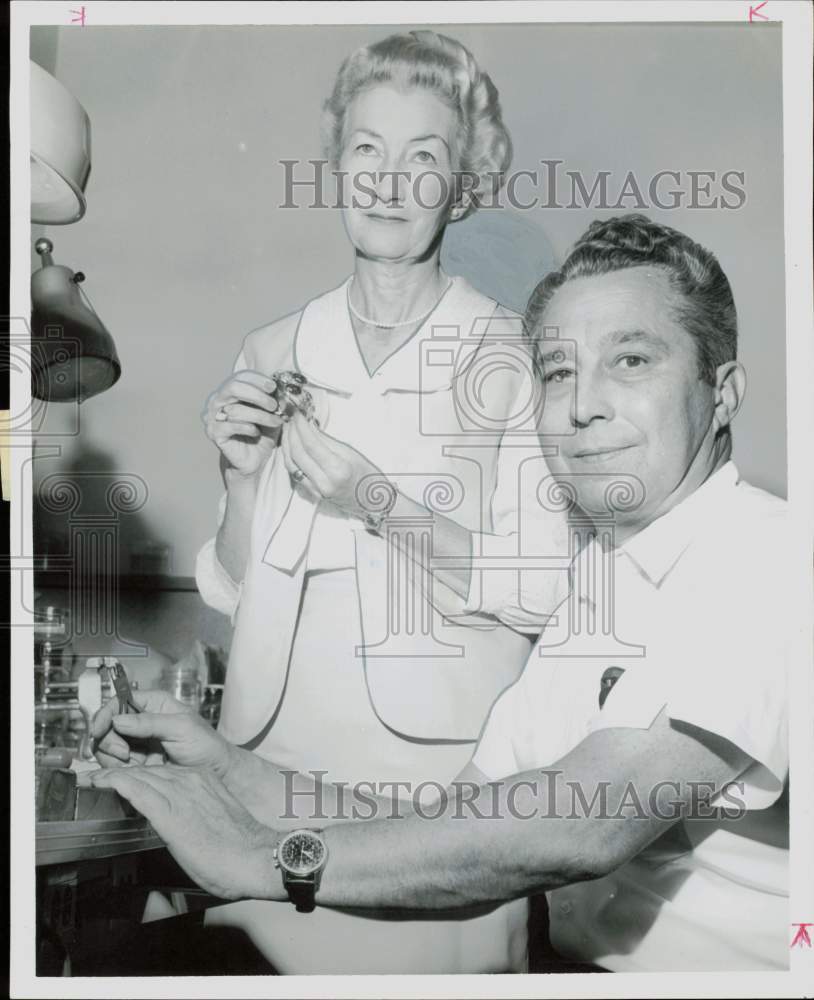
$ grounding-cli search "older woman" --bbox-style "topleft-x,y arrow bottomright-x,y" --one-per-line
196,30 -> 568,974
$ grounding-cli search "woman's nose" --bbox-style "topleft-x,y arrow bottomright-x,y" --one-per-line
372,161 -> 406,204
570,373 -> 615,427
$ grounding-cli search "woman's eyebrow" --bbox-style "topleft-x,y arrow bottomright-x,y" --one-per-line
408,133 -> 450,151
350,128 -> 383,140
351,129 -> 450,152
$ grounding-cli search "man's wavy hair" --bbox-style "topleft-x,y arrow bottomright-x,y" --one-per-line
525,214 -> 738,385
321,30 -> 513,219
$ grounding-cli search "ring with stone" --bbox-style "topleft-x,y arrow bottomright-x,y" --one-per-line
291,468 -> 306,483
215,406 -> 229,422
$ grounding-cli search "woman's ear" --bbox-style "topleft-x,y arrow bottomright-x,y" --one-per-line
448,190 -> 473,222
712,360 -> 746,434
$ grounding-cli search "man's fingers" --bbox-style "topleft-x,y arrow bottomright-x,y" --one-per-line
91,768 -> 172,826
90,697 -> 119,739
129,689 -> 191,715
94,747 -> 129,769
112,710 -> 197,744
94,752 -> 150,769
93,689 -> 191,763
94,731 -> 132,763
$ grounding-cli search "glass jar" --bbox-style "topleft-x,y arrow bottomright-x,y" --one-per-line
160,664 -> 201,712
34,606 -> 74,678
34,705 -> 70,752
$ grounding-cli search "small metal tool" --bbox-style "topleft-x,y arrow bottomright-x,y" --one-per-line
105,661 -> 141,715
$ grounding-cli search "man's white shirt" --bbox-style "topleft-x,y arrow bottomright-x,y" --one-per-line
473,461 -> 790,971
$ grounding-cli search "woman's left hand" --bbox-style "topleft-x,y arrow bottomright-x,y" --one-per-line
282,412 -> 392,520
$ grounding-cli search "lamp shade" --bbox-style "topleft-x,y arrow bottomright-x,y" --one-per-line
30,60 -> 91,225
31,239 -> 121,402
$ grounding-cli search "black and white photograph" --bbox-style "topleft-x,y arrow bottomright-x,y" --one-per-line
8,1 -> 814,995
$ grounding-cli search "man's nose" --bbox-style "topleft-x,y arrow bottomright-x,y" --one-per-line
570,372 -> 615,428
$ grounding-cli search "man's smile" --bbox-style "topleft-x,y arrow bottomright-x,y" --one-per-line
570,444 -> 638,463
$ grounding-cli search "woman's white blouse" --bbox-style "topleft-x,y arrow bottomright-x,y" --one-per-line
196,274 -> 570,748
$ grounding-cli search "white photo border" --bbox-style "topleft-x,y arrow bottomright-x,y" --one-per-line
9,2 -> 813,997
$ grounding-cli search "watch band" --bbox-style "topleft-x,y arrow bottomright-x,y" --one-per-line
276,828 -> 327,913
362,480 -> 398,535
284,874 -> 318,913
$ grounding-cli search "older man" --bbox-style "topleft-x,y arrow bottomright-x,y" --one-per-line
93,215 -> 789,973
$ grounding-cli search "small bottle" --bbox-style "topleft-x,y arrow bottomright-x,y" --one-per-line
160,663 -> 201,712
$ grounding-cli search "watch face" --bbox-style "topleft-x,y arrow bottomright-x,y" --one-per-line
279,831 -> 326,875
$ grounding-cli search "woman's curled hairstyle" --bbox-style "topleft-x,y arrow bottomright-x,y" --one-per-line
321,30 -> 513,217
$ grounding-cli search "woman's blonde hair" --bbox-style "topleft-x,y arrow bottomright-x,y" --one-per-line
321,30 -> 513,217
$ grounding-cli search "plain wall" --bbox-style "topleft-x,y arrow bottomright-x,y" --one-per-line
30,22 -> 786,576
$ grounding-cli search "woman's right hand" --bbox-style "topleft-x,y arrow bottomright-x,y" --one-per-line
202,370 -> 284,479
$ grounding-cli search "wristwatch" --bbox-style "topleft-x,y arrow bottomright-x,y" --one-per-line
362,479 -> 399,535
273,828 -> 328,913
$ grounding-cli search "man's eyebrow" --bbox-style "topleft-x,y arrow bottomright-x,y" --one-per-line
538,345 -> 574,365
606,329 -> 671,350
537,329 -> 671,365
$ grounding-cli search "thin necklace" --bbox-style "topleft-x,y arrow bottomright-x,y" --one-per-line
347,276 -> 453,329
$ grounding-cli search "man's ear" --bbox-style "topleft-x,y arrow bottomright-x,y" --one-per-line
712,360 -> 746,434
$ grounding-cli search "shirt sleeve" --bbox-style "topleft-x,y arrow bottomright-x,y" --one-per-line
461,436 -> 573,633
193,345 -> 250,621
470,680 -> 525,780
451,307 -> 572,631
586,536 -> 790,810
195,492 -> 243,621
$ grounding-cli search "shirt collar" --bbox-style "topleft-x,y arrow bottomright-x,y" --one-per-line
613,460 -> 741,586
293,273 -> 499,395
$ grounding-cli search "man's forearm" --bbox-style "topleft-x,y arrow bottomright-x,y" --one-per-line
279,770 -> 608,910
222,746 -> 422,832
219,748 -> 604,905
270,718 -> 744,912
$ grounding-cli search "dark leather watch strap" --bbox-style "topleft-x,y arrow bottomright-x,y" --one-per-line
285,875 -> 316,913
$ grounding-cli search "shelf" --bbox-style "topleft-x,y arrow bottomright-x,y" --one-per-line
34,571 -> 198,592
36,817 -> 163,866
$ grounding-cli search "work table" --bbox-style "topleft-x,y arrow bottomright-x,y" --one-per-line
35,775 -> 210,975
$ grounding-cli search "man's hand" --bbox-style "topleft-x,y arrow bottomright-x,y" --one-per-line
90,765 -> 285,902
91,689 -> 236,779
